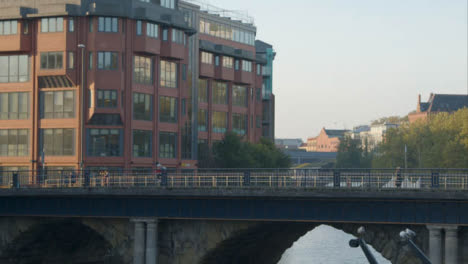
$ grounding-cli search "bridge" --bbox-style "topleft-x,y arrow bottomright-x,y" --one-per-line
0,168 -> 467,264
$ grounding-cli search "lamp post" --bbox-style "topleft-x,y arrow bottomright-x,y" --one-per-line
349,226 -> 379,264
78,44 -> 86,171
399,228 -> 432,264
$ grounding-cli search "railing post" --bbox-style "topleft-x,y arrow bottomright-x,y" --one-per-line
161,171 -> 167,187
333,170 -> 341,188
84,171 -> 90,187
12,171 -> 19,188
431,171 -> 439,188
243,171 -> 251,187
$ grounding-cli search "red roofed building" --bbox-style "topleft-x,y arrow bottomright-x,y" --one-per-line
409,94 -> 468,123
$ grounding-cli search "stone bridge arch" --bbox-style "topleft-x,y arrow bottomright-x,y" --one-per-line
0,217 -> 131,264
196,222 -> 429,264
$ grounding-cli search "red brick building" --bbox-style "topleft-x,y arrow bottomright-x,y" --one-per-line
305,128 -> 349,153
408,94 -> 468,123
0,0 -> 273,175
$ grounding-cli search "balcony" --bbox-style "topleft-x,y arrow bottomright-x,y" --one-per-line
234,70 -> 253,84
0,34 -> 31,52
199,63 -> 214,78
160,42 -> 185,60
215,67 -> 234,81
134,36 -> 161,55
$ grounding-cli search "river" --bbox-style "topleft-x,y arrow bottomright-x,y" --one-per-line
278,225 -> 391,264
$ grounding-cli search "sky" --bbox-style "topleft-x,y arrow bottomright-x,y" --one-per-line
205,0 -> 468,141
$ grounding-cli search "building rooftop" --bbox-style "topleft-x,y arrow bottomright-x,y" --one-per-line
324,129 -> 349,138
182,0 -> 254,26
425,94 -> 468,112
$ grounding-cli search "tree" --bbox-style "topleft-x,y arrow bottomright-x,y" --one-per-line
335,136 -> 371,168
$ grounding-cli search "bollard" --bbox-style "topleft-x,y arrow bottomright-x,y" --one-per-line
243,171 -> 251,187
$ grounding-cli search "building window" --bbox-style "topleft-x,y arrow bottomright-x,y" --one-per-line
133,130 -> 152,158
89,52 -> 93,69
40,91 -> 75,119
256,88 -> 261,102
98,17 -> 118,32
97,52 -> 118,70
133,56 -> 152,84
97,90 -> 117,108
162,29 -> 168,41
212,111 -> 227,134
88,129 -> 123,157
223,56 -> 233,68
212,81 -> 227,105
40,52 -> 63,69
161,0 -> 175,9
232,113 -> 247,136
68,52 -> 74,69
257,64 -> 261,75
256,115 -> 261,128
159,132 -> 177,159
198,18 -> 255,46
41,17 -> 63,33
242,60 -> 252,72
0,55 -> 29,83
133,93 -> 152,121
215,56 -> 220,66
0,129 -> 29,157
198,79 -> 208,103
232,85 -> 247,107
0,92 -> 29,120
89,17 -> 93,32
146,22 -> 158,38
235,60 -> 239,70
68,18 -> 74,32
160,60 -> 177,88
201,52 -> 213,64
23,21 -> 29,34
40,129 -> 74,156
0,20 -> 18,35
172,29 -> 184,44
198,109 -> 208,132
159,96 -> 177,123
136,20 -> 142,35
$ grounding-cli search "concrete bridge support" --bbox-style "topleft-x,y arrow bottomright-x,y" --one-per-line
428,225 -> 459,264
132,218 -> 159,264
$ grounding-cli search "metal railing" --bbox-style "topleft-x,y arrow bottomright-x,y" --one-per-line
1,168 -> 468,191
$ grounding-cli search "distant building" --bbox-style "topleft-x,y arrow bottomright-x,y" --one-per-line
359,123 -> 398,150
346,125 -> 370,140
275,138 -> 303,150
408,94 -> 468,123
303,128 -> 349,153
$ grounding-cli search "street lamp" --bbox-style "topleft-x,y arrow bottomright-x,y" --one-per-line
399,228 -> 432,264
78,44 -> 86,171
349,226 -> 379,264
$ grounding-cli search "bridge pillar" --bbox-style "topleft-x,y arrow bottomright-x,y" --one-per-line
445,226 -> 458,264
428,225 -> 443,264
132,219 -> 146,264
146,219 -> 158,264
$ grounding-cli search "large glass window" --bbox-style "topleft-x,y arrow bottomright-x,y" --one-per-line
232,113 -> 247,136
199,18 -> 255,46
212,81 -> 227,105
146,22 -> 158,38
133,56 -> 152,84
160,60 -> 177,88
242,60 -> 252,72
172,29 -> 184,44
201,52 -> 213,64
97,90 -> 117,108
133,130 -> 152,158
0,92 -> 29,120
41,129 -> 74,156
159,132 -> 177,158
0,55 -> 29,83
161,0 -> 175,9
223,56 -> 233,68
159,96 -> 177,123
97,52 -> 118,70
232,85 -> 247,107
68,18 -> 74,32
40,52 -> 63,69
87,128 -> 123,157
0,20 -> 18,35
68,52 -> 74,69
198,79 -> 208,103
98,17 -> 118,32
198,109 -> 208,132
212,111 -> 227,134
133,93 -> 152,121
41,17 -> 63,33
0,129 -> 29,156
136,20 -> 142,35
40,91 -> 75,119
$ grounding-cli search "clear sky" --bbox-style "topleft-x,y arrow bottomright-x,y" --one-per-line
206,0 -> 468,141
